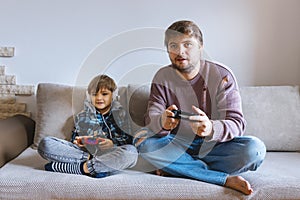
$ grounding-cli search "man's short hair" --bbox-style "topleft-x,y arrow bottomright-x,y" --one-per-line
164,20 -> 203,47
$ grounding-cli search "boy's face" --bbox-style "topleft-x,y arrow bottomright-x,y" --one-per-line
90,87 -> 113,115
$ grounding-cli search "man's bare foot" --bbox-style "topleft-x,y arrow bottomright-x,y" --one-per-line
225,176 -> 253,195
134,129 -> 148,147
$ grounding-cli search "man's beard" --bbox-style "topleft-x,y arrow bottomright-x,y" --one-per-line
171,63 -> 196,74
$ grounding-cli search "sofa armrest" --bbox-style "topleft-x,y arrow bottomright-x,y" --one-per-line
0,115 -> 35,168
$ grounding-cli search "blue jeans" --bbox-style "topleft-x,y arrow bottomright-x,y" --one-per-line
136,131 -> 266,186
38,136 -> 138,174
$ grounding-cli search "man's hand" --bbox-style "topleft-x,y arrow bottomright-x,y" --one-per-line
189,105 -> 213,137
161,105 -> 179,130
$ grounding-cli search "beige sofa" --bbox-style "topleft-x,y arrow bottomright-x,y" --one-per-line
0,83 -> 300,200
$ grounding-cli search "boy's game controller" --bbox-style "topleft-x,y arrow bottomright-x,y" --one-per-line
82,137 -> 103,145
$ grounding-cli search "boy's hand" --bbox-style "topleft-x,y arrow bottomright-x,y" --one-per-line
73,136 -> 104,147
73,136 -> 86,147
98,138 -> 114,150
74,136 -> 113,150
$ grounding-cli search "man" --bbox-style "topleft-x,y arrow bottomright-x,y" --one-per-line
134,20 -> 266,195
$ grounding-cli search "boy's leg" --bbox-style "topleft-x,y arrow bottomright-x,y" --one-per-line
87,144 -> 138,175
201,136 -> 266,175
38,136 -> 89,163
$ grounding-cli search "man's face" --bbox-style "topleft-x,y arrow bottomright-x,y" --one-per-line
167,34 -> 202,73
90,87 -> 113,114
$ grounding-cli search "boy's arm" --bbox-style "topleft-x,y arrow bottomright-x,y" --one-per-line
70,114 -> 80,142
110,101 -> 134,146
70,129 -> 78,143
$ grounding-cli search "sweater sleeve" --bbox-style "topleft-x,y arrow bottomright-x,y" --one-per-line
208,75 -> 246,142
144,82 -> 171,137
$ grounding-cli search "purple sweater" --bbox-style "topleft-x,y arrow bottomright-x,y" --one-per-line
145,60 -> 246,142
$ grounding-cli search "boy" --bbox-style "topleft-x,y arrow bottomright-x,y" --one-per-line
38,74 -> 138,178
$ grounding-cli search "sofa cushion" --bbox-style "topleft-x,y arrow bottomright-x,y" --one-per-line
240,86 -> 300,151
33,83 -> 86,148
127,84 -> 150,133
1,148 -> 300,199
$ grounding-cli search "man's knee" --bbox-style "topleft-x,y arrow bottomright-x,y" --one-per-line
238,136 -> 266,168
137,135 -> 173,154
137,137 -> 157,153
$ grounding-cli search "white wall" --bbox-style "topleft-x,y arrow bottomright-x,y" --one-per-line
1,0 -> 300,118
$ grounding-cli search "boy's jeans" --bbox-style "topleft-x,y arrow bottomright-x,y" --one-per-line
38,136 -> 138,174
136,130 -> 266,186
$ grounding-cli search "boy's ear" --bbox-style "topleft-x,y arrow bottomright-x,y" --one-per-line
86,91 -> 91,101
113,89 -> 119,101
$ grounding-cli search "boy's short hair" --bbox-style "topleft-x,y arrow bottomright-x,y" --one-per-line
87,74 -> 117,94
164,20 -> 203,47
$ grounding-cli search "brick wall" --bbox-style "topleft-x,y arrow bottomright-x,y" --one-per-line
0,47 -> 34,119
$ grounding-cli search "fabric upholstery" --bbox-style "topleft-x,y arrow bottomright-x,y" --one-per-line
33,83 -> 86,148
240,86 -> 300,151
126,84 -> 150,133
1,148 -> 300,199
0,115 -> 35,167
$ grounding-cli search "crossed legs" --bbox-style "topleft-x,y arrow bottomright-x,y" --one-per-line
136,132 -> 266,195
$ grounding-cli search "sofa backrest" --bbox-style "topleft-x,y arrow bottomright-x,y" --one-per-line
33,83 -> 85,148
240,86 -> 300,151
33,83 -> 300,152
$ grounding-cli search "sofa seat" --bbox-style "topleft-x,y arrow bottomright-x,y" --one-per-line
1,147 -> 300,200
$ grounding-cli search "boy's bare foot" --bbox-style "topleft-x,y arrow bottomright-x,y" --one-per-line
225,176 -> 253,195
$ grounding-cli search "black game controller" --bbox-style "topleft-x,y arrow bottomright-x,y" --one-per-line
170,109 -> 197,121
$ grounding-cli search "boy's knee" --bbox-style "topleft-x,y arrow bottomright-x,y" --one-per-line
37,136 -> 58,154
117,145 -> 138,168
38,136 -> 52,150
121,144 -> 138,154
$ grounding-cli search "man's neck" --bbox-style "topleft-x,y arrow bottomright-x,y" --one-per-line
176,62 -> 201,81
